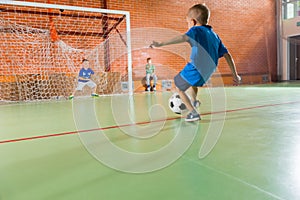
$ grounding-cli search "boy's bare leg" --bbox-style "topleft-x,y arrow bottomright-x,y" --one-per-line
177,88 -> 194,112
91,86 -> 99,97
187,86 -> 198,103
177,87 -> 201,121
187,86 -> 201,108
92,86 -> 97,94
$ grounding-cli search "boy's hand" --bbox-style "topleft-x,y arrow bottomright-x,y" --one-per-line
233,75 -> 242,85
150,41 -> 162,48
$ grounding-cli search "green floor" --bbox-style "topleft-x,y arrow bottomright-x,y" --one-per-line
1,84 -> 300,200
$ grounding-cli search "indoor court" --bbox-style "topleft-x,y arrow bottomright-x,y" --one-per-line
1,0 -> 300,200
1,84 -> 300,200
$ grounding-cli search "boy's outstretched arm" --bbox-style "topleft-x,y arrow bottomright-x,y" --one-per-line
150,34 -> 189,48
223,52 -> 241,84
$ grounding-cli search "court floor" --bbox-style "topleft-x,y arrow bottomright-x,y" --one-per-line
1,83 -> 300,200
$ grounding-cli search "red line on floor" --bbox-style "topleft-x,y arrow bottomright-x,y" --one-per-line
1,100 -> 299,144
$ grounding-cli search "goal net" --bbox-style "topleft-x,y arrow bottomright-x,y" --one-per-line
0,0 -> 132,102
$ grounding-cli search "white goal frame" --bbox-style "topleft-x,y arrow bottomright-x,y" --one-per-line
0,0 -> 133,95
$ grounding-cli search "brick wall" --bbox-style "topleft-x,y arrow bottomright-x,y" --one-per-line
108,0 -> 277,83
0,0 -> 277,85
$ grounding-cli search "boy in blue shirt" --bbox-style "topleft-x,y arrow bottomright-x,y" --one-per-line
151,4 -> 241,121
69,59 -> 99,99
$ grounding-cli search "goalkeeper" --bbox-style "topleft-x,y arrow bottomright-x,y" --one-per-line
69,59 -> 99,99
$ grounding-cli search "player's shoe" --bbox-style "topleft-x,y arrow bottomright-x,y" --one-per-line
91,93 -> 99,97
69,95 -> 74,100
185,111 -> 201,122
193,100 -> 201,108
153,86 -> 156,91
147,86 -> 151,91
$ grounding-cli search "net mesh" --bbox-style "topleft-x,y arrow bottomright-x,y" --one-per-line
0,3 -> 129,102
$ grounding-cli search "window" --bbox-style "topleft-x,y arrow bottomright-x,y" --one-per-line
298,1 -> 300,16
282,0 -> 300,19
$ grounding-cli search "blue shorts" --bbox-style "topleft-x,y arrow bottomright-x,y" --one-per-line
181,63 -> 205,85
174,63 -> 206,91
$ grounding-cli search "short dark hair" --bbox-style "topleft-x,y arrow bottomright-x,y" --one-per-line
147,57 -> 151,62
188,4 -> 210,25
82,58 -> 89,63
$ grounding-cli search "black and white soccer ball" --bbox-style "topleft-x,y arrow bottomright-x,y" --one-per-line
168,93 -> 187,114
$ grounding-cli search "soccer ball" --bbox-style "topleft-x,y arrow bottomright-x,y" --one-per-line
168,93 -> 187,114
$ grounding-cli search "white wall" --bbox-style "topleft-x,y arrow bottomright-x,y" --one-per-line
282,16 -> 300,80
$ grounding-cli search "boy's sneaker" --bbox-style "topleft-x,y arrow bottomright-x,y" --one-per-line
185,112 -> 201,122
69,95 -> 74,100
147,86 -> 151,91
91,93 -> 99,97
193,100 -> 201,108
153,86 -> 156,91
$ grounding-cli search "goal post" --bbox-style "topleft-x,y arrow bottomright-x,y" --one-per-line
0,0 -> 133,102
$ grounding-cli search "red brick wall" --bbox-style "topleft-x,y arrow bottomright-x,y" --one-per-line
108,0 -> 277,83
0,0 -> 277,83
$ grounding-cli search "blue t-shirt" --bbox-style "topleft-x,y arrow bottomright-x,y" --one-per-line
180,25 -> 228,86
78,68 -> 94,82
